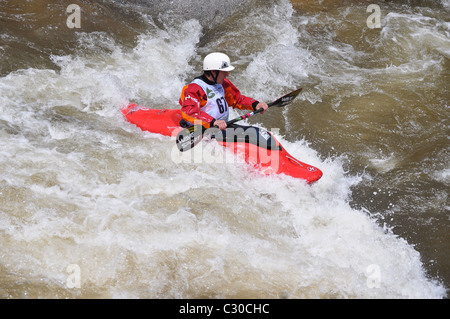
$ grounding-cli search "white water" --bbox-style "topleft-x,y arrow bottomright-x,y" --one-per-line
0,1 -> 447,298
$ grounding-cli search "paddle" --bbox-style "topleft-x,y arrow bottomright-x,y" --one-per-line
176,87 -> 302,152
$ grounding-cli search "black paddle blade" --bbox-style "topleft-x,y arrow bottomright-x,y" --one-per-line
269,88 -> 302,107
176,124 -> 205,152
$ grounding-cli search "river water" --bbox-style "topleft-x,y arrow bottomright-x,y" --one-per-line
0,0 -> 448,298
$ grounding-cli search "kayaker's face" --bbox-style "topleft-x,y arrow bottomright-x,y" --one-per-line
216,71 -> 229,84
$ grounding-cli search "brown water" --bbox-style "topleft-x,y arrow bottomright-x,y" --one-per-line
0,0 -> 448,298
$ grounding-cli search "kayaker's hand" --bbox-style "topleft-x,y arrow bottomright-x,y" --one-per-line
214,119 -> 227,130
256,102 -> 269,114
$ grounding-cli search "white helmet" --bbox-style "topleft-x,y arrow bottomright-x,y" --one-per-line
203,52 -> 235,72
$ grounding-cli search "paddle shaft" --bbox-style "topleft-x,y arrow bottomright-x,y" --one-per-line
176,88 -> 302,152
224,94 -> 292,126
225,106 -> 263,126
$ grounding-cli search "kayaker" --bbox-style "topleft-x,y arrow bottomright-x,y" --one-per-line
179,52 -> 269,130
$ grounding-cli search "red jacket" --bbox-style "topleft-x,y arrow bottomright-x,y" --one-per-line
179,75 -> 259,128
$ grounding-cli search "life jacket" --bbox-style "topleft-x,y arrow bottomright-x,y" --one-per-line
179,75 -> 258,128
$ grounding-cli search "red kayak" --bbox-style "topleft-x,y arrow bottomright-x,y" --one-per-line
122,103 -> 322,183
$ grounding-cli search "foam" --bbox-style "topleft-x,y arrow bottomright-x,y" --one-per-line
0,0 -> 446,298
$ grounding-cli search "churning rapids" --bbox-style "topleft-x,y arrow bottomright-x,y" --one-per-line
0,0 -> 448,298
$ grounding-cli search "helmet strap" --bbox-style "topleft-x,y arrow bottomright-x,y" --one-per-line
212,71 -> 219,84
204,70 -> 219,84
